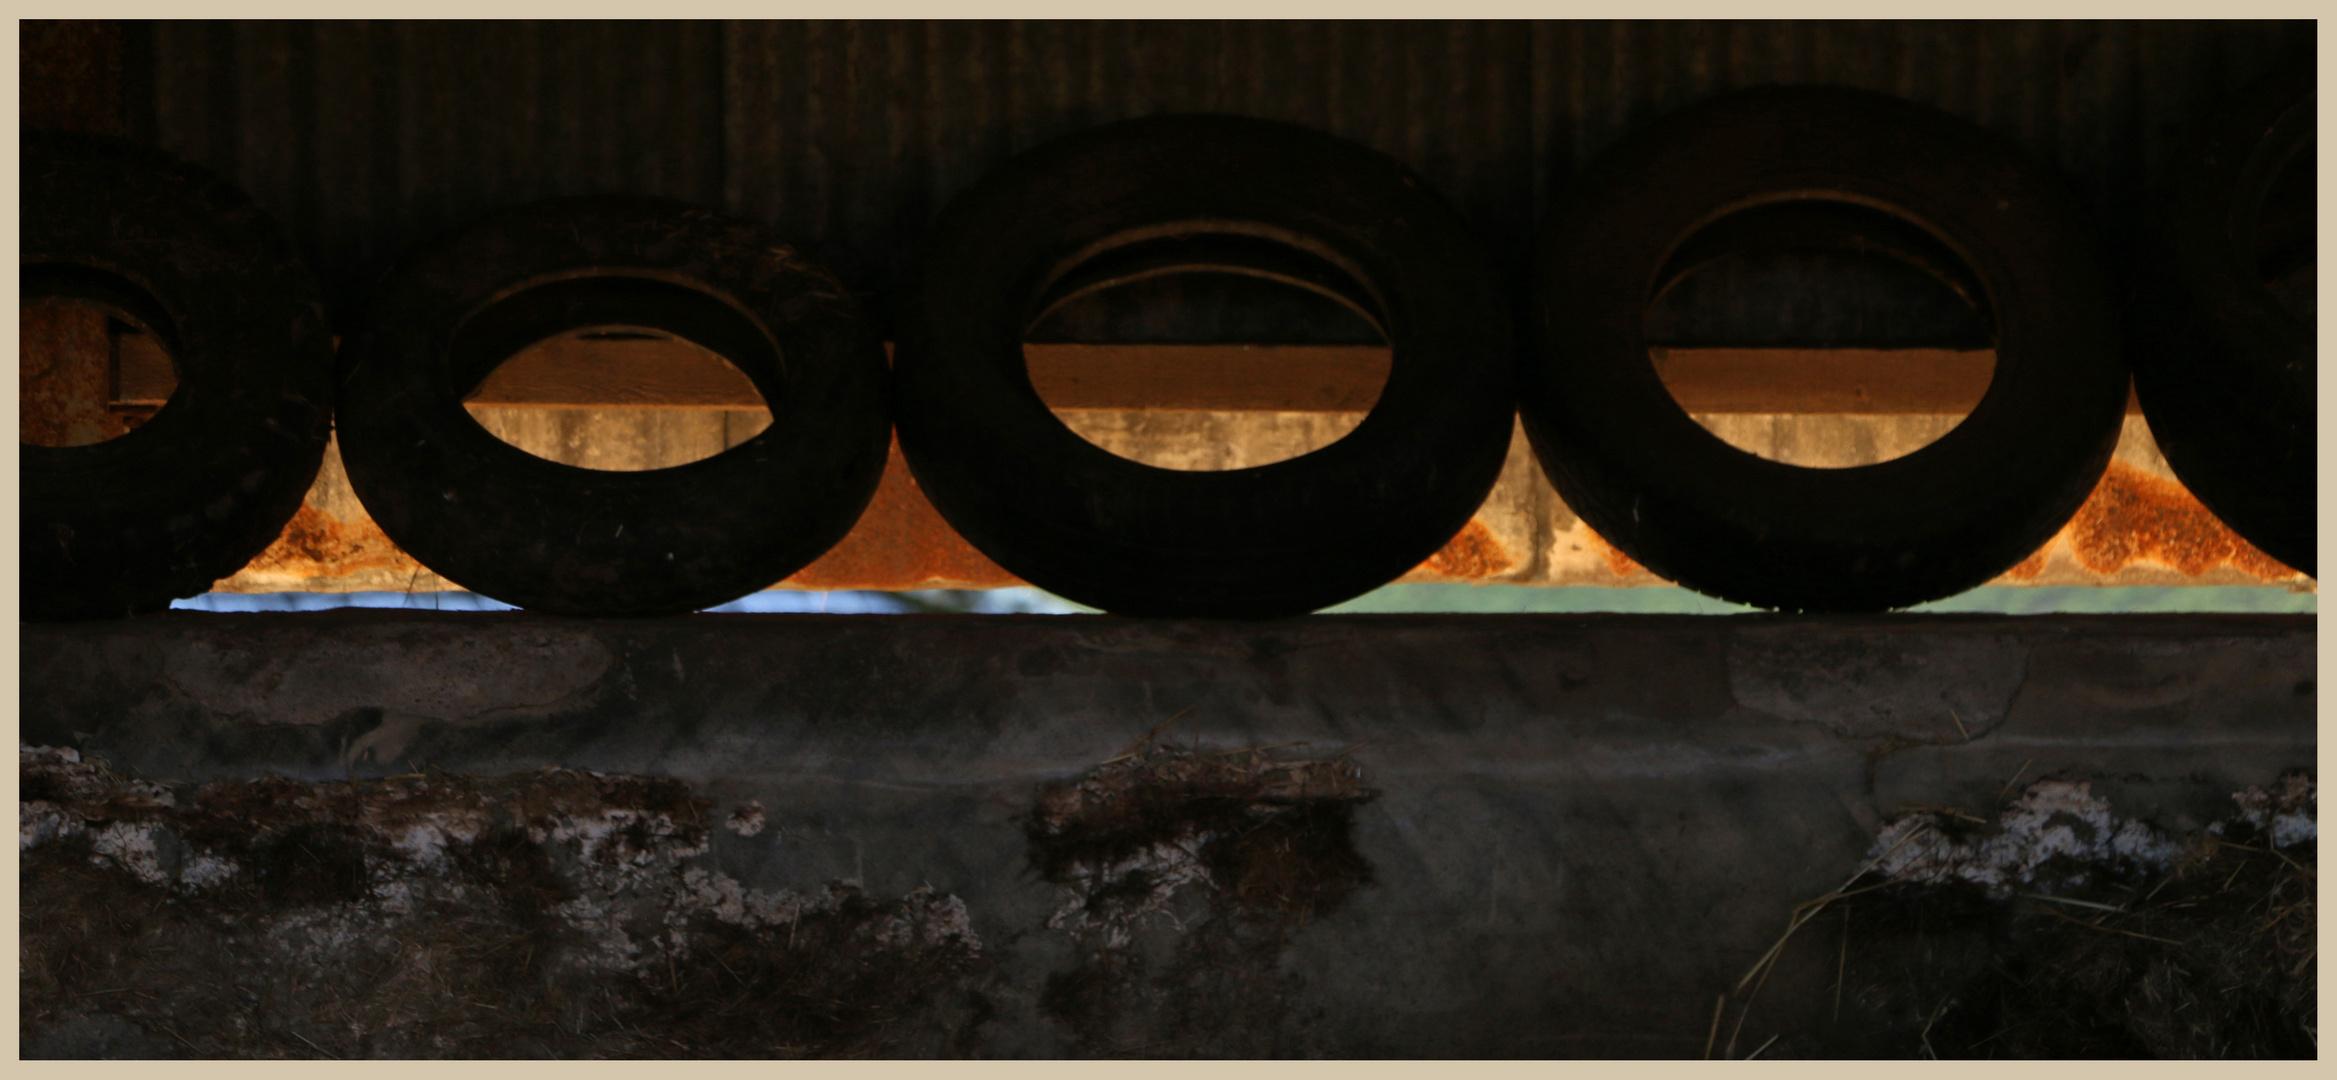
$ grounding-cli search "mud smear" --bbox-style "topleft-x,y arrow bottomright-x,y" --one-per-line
19,746 -> 986,1059
1026,738 -> 1377,1057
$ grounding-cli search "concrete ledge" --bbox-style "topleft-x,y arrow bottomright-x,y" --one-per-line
18,612 -> 2316,1056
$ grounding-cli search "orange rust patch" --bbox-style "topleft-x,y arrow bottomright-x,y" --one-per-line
783,437 -> 1020,591
240,504 -> 428,580
2061,461 -> 2297,579
1416,519 -> 1514,579
1584,526 -> 1644,578
20,305 -> 135,448
1998,546 -> 2050,581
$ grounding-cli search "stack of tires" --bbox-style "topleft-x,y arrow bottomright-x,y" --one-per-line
22,76 -> 2312,621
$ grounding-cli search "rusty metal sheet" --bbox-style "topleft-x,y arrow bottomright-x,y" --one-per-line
144,19 -> 728,326
21,19 -> 124,134
721,19 -> 1538,317
2000,419 -> 2302,587
19,305 -> 123,448
135,20 -> 2309,326
1525,20 -> 2311,238
210,412 -> 2308,597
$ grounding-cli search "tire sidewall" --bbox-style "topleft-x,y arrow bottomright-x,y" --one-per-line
897,115 -> 1516,617
1526,86 -> 2128,610
337,197 -> 891,616
21,132 -> 333,620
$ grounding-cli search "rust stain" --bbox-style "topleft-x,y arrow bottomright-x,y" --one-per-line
1997,546 -> 2050,581
211,433 -> 2307,596
239,504 -> 427,580
1415,519 -> 1514,579
782,437 -> 1020,591
20,304 -> 136,448
1584,526 -> 1644,578
2059,461 -> 2297,579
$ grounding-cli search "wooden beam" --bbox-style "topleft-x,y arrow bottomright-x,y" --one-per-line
114,328 -> 175,405
461,340 -> 2141,415
101,333 -> 2146,416
463,336 -> 762,408
1023,343 -> 1389,411
1651,346 -> 1992,414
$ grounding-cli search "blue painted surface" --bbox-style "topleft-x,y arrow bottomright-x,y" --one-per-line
174,584 -> 2312,616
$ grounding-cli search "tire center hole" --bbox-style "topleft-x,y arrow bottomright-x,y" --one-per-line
1645,200 -> 1999,469
20,266 -> 182,449
456,277 -> 775,473
1024,231 -> 1392,472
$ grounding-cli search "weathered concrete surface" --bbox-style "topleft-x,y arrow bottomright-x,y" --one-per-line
18,612 -> 2314,1056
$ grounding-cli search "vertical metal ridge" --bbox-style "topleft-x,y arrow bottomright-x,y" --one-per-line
140,19 -> 2311,330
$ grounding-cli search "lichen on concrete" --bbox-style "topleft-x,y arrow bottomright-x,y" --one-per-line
1867,780 -> 2178,896
725,800 -> 767,838
2221,772 -> 2316,849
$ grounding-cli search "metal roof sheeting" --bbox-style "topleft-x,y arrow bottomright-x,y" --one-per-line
138,19 -> 2311,331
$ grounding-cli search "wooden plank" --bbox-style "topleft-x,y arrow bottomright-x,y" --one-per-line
1023,343 -> 1390,412
1653,347 -> 2144,416
463,340 -> 1397,412
1651,347 -> 1991,414
463,336 -> 763,408
418,337 -> 2148,415
114,329 -> 175,404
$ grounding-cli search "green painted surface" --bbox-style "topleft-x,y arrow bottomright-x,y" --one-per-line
1320,584 -> 2316,615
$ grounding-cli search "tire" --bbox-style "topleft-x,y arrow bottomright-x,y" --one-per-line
21,131 -> 334,621
2130,66 -> 2315,576
894,114 -> 1516,618
335,197 -> 890,616
1523,86 -> 2129,612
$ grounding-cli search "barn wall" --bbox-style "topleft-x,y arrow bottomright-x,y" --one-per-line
138,20 -> 2312,330
106,20 -> 2316,595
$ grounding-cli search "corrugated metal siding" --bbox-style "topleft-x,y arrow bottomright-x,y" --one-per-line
138,19 -> 2311,330
720,20 -> 1536,324
1527,20 -> 2312,249
146,20 -> 727,324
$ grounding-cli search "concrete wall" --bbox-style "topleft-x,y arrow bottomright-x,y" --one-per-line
20,611 -> 2314,1056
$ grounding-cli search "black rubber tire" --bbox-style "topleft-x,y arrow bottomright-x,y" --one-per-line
894,114 -> 1516,618
2129,66 -> 2315,576
21,131 -> 334,621
335,197 -> 890,616
1523,86 -> 2129,612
